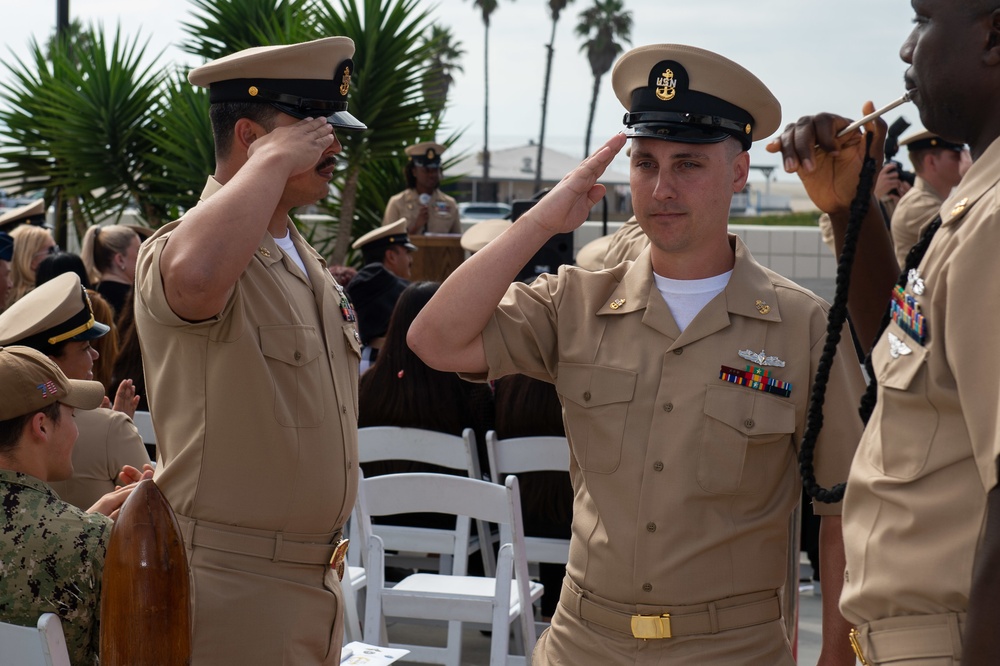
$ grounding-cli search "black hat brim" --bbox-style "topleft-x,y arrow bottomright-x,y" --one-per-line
626,122 -> 736,147
73,320 -> 110,341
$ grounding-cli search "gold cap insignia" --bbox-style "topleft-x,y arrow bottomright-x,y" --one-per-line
745,123 -> 752,135
339,66 -> 351,96
609,298 -> 626,310
248,86 -> 259,97
426,148 -> 437,160
950,197 -> 968,218
755,299 -> 771,315
655,68 -> 677,102
259,246 -> 271,257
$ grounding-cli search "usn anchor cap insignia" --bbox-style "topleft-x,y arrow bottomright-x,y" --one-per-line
738,348 -> 786,367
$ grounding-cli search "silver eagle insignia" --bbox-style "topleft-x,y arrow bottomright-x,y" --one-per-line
737,349 -> 786,367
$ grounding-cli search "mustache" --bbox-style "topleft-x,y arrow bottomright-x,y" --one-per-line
316,155 -> 339,172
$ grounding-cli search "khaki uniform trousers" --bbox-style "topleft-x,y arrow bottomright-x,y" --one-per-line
851,613 -> 966,666
177,515 -> 344,666
532,576 -> 794,665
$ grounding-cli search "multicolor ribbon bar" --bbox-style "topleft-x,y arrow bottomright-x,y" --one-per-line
719,364 -> 792,398
890,285 -> 926,344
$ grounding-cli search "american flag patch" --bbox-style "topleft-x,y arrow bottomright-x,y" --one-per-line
37,380 -> 59,398
719,365 -> 791,398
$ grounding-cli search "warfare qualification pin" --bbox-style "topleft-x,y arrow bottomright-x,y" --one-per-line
738,348 -> 786,367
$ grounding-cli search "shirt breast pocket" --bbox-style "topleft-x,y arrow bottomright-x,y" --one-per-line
698,384 -> 796,495
870,325 -> 936,479
556,363 -> 636,474
260,325 -> 324,428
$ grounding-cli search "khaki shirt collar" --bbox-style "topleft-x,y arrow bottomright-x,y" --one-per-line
940,134 -> 1000,226
598,234 -> 781,342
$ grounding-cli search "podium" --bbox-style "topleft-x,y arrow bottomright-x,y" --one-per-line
410,233 -> 465,282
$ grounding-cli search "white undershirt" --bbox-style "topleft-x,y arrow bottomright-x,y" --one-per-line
273,231 -> 307,276
653,270 -> 732,332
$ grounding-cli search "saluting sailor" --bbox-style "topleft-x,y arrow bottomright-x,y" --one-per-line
409,44 -> 864,664
134,37 -> 364,665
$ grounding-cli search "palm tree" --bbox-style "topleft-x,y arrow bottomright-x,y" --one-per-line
467,0 -> 503,199
422,24 -> 465,116
533,0 -> 574,193
576,0 -> 631,157
180,0 -> 318,60
0,25 -> 166,237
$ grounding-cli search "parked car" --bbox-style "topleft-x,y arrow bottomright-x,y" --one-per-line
458,202 -> 512,221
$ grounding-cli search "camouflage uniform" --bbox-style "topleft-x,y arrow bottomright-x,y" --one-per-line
0,469 -> 112,666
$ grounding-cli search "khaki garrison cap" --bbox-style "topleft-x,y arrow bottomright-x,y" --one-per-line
405,142 -> 446,167
0,345 -> 105,420
612,44 -> 781,150
352,218 -> 417,253
900,129 -> 965,153
0,273 -> 110,349
575,234 -> 614,271
188,37 -> 366,131
0,199 -> 46,233
461,219 -> 510,253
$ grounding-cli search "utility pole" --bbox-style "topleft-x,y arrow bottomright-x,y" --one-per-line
57,0 -> 70,38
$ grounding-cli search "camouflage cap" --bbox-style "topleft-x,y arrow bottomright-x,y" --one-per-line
0,345 -> 105,420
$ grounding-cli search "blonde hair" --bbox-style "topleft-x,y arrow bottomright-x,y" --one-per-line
86,289 -> 119,393
8,225 -> 55,305
81,225 -> 139,285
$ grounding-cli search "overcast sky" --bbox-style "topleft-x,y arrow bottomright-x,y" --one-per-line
3,0 -> 918,182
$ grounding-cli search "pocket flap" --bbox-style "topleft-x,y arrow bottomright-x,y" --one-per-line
703,384 -> 796,435
259,325 -> 322,367
556,363 -> 637,408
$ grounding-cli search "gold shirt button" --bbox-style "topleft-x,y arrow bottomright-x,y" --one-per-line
653,461 -> 664,472
744,418 -> 755,429
583,391 -> 592,401
673,348 -> 683,355
646,522 -> 656,532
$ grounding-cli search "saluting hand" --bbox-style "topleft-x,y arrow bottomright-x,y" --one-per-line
246,116 -> 338,179
765,102 -> 888,215
521,133 -> 627,236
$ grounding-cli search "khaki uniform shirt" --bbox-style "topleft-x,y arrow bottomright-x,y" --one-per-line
0,470 -> 111,666
382,188 -> 460,234
840,136 -> 1000,626
890,177 -> 943,268
49,408 -> 150,511
602,217 -> 648,268
477,236 -> 864,606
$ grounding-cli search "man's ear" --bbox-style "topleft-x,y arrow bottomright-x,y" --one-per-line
29,411 -> 49,440
233,118 -> 262,150
985,9 -> 1000,65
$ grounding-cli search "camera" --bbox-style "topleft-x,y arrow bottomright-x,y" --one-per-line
884,116 -> 917,192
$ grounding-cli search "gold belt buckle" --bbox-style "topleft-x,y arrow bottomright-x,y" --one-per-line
631,613 -> 672,639
849,628 -> 870,666
330,538 -> 350,581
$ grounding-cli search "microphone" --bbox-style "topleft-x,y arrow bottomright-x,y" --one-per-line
418,193 -> 431,206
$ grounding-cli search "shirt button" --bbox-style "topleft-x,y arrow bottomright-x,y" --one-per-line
744,418 -> 755,429
642,583 -> 653,592
294,351 -> 302,361
662,403 -> 673,412
583,391 -> 592,401
342,405 -> 348,414
673,348 -> 684,355
653,461 -> 664,472
646,522 -> 656,532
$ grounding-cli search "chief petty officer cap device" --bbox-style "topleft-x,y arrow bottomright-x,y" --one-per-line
188,36 -> 367,131
612,44 -> 781,151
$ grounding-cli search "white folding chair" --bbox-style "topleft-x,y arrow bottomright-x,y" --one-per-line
485,432 -> 571,628
131,409 -> 156,461
0,614 -> 71,666
356,426 -> 496,576
362,473 -> 542,666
